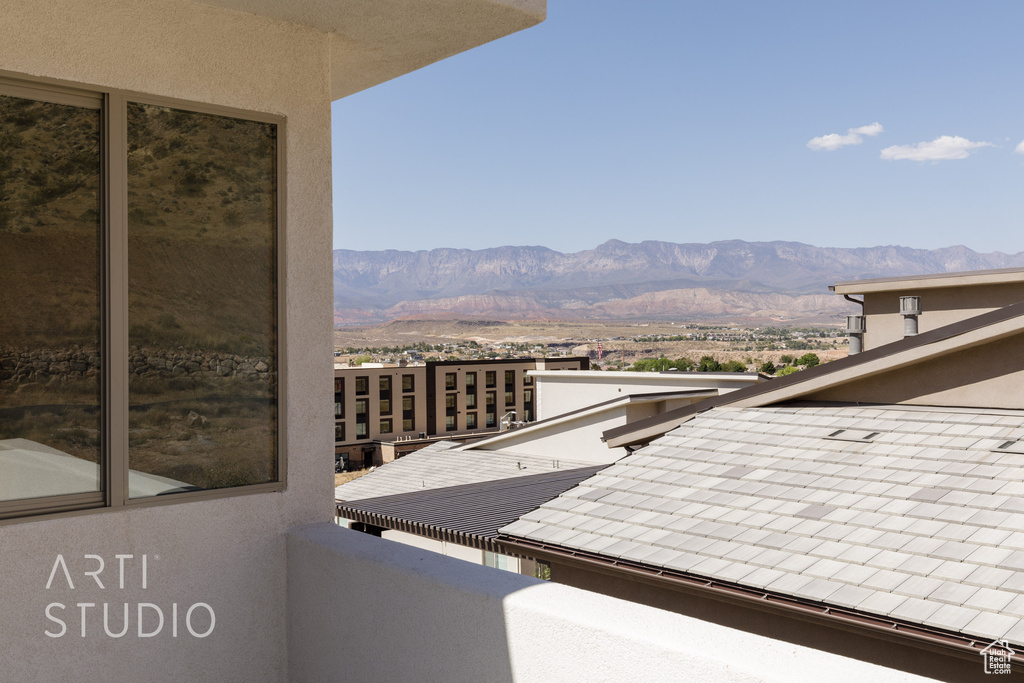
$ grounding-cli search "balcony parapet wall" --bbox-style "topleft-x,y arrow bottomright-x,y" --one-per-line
286,524 -> 931,683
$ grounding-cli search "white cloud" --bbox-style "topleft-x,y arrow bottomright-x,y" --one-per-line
807,122 -> 884,151
851,122 -> 884,137
879,135 -> 993,161
1015,140 -> 1024,155
807,132 -> 859,151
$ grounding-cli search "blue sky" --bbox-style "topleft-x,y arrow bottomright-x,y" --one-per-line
331,1 -> 1024,255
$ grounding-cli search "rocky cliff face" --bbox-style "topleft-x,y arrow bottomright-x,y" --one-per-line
334,240 -> 1024,324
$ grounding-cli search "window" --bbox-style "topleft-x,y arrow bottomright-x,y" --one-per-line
445,415 -> 456,431
523,374 -> 534,386
445,372 -> 457,390
485,391 -> 496,428
484,551 -> 511,571
334,376 -> 345,415
524,388 -> 534,422
402,374 -> 414,392
466,412 -> 477,430
0,77 -> 283,519
379,419 -> 392,435
355,376 -> 369,395
505,370 -> 515,390
355,399 -> 369,440
335,424 -> 345,442
505,391 -> 515,407
466,393 -> 477,409
402,396 -> 414,432
445,393 -> 457,416
378,375 -> 391,415
485,371 -> 496,388
465,372 -> 476,389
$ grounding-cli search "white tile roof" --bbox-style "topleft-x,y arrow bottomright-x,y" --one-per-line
501,404 -> 1024,644
335,442 -> 593,502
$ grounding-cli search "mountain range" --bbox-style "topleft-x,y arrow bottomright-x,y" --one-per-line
333,240 -> 1024,325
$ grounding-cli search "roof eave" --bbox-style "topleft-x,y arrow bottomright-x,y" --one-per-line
497,535 -> 1005,661
832,267 -> 1024,295
193,0 -> 546,100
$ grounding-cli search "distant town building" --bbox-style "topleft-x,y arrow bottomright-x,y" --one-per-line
334,357 -> 589,468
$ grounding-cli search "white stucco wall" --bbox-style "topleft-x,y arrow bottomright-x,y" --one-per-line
288,524 -> 939,683
465,405 -> 630,463
382,529 -> 490,566
0,2 -> 333,681
533,370 -> 760,420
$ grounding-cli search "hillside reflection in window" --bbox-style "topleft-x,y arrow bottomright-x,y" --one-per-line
126,102 -> 277,495
0,93 -> 102,502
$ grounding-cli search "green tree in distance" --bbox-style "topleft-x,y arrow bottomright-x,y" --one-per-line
797,353 -> 820,368
697,356 -> 721,372
627,356 -> 695,372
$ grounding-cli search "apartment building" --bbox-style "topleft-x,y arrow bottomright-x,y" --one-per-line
334,357 -> 589,467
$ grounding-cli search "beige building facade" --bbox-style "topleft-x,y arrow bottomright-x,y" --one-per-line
334,357 -> 588,467
833,267 -> 1024,351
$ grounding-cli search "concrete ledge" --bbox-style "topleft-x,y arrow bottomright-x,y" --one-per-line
286,523 -> 939,682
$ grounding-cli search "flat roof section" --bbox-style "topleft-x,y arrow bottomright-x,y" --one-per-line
335,441 -> 594,502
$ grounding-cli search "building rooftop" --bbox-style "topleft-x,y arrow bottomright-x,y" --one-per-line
335,441 -> 594,502
603,300 -> 1024,448
502,403 -> 1024,647
831,266 -> 1024,295
338,464 -> 604,551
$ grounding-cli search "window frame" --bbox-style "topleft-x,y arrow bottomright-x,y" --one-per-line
0,72 -> 287,523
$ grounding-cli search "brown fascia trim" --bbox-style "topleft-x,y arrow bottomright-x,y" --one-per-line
498,536 -> 1015,661
338,505 -> 505,553
602,300 -> 1024,448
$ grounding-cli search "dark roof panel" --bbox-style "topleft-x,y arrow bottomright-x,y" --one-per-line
337,465 -> 605,551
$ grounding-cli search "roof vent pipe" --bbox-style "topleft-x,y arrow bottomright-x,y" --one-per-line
900,296 -> 922,337
846,315 -> 866,355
